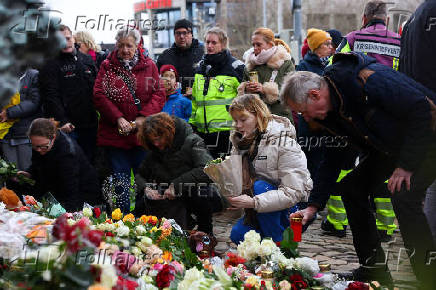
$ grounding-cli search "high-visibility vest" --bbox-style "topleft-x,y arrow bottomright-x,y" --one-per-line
190,74 -> 239,133
334,23 -> 401,71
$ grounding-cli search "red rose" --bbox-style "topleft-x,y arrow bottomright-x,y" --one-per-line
156,264 -> 175,288
52,214 -> 69,240
113,276 -> 138,290
224,252 -> 246,268
289,274 -> 308,290
105,231 -> 115,237
346,281 -> 370,290
87,230 -> 104,247
93,207 -> 101,218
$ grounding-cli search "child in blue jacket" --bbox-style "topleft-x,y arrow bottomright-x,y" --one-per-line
160,65 -> 192,122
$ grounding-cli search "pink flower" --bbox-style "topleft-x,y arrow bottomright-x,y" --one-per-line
171,261 -> 184,274
112,251 -> 137,273
153,263 -> 164,271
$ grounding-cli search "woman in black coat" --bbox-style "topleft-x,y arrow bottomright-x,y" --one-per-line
134,112 -> 222,233
18,118 -> 101,212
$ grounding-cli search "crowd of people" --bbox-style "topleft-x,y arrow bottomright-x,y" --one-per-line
1,0 -> 435,288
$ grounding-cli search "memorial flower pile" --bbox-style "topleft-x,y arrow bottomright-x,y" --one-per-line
0,197 -> 386,289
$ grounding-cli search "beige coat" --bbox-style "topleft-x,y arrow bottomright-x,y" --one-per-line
231,115 -> 312,213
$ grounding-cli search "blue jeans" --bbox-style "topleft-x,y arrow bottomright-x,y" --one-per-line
230,180 -> 297,244
107,147 -> 146,213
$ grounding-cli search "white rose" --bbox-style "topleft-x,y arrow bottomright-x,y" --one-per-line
295,257 -> 320,276
82,207 -> 93,217
100,264 -> 118,288
130,246 -> 142,257
116,225 -> 130,237
244,230 -> 261,243
259,239 -> 277,257
42,270 -> 51,281
141,236 -> 153,246
135,225 -> 147,235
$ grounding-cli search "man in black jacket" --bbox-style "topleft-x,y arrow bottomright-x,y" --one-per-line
39,25 -> 98,163
399,0 -> 436,245
157,19 -> 204,95
282,52 -> 436,289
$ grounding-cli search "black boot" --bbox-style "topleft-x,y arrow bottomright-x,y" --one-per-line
320,217 -> 346,238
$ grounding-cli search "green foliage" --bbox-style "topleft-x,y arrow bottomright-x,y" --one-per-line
0,158 -> 35,186
279,228 -> 299,258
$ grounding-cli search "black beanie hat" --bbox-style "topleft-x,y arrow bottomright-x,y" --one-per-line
174,19 -> 193,33
327,29 -> 343,48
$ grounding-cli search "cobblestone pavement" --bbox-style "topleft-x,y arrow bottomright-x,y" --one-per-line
212,209 -> 419,289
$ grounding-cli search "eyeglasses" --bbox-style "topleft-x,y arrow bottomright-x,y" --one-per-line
175,30 -> 191,37
32,139 -> 53,151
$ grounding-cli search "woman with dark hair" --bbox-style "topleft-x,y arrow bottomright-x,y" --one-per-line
94,28 -> 165,213
134,112 -> 221,233
228,94 -> 312,244
17,118 -> 101,212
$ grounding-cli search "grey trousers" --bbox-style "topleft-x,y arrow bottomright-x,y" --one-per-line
1,142 -> 32,170
424,180 -> 436,243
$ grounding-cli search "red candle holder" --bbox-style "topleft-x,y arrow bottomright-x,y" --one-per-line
290,217 -> 303,242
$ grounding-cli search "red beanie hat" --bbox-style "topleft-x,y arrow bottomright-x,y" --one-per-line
159,64 -> 179,80
301,38 -> 309,58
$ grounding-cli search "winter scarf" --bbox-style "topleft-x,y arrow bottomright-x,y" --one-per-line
203,50 -> 229,72
247,46 -> 278,66
118,50 -> 139,71
233,129 -> 262,226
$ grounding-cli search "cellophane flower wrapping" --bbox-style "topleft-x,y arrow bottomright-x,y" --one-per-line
203,155 -> 243,199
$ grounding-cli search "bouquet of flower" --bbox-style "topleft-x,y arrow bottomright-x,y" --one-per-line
0,158 -> 35,186
203,155 -> 243,198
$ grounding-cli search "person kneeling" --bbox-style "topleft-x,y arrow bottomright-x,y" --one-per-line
134,112 -> 222,233
228,94 -> 312,244
18,118 -> 101,212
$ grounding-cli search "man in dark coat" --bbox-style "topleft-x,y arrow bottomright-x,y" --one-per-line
39,25 -> 98,163
282,52 -> 436,289
399,0 -> 436,93
399,0 -> 436,244
156,19 -> 204,95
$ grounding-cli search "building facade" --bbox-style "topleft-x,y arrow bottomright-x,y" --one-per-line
133,0 -> 423,61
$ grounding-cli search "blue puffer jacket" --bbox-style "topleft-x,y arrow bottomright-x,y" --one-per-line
296,52 -> 325,76
161,89 -> 192,122
308,52 -> 436,208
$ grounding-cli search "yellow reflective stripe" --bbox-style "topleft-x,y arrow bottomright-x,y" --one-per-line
328,211 -> 348,221
392,57 -> 399,71
374,198 -> 394,211
327,215 -> 348,229
327,196 -> 345,208
337,170 -> 352,182
376,213 -> 396,225
196,99 -> 234,106
195,120 -> 234,129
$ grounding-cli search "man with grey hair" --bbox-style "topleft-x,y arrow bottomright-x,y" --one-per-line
335,0 -> 401,70
284,52 -> 436,288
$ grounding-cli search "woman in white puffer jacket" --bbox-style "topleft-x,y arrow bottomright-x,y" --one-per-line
227,94 -> 312,243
